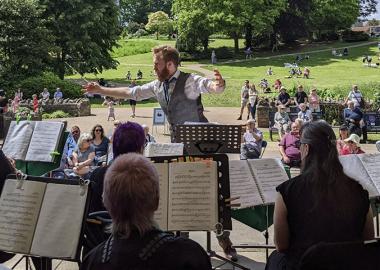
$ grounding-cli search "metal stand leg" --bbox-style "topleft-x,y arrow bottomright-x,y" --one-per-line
375,199 -> 380,237
265,205 -> 270,260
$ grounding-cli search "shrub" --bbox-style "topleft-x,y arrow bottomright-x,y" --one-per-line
42,110 -> 70,119
342,30 -> 369,42
14,72 -> 82,99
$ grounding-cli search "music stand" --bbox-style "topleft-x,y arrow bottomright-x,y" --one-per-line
174,124 -> 249,270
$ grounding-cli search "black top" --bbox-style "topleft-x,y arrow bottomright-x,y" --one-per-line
88,166 -> 108,213
81,229 -> 212,270
276,174 -> 369,269
294,91 -> 308,104
0,150 -> 15,193
278,92 -> 291,106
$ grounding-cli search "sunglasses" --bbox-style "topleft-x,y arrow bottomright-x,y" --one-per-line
95,129 -> 103,132
72,130 -> 79,134
85,139 -> 92,142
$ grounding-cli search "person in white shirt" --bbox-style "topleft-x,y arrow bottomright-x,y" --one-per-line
297,103 -> 313,122
41,88 -> 50,101
241,119 -> 263,159
345,85 -> 364,108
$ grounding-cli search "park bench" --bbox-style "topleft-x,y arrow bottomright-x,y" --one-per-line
364,112 -> 380,134
269,110 -> 324,141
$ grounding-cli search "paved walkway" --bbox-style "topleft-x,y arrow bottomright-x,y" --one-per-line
3,107 -> 378,270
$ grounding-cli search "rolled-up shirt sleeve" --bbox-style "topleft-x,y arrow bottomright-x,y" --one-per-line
129,80 -> 157,101
186,74 -> 225,95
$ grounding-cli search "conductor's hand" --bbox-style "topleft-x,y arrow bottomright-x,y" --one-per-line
214,69 -> 225,88
82,82 -> 102,95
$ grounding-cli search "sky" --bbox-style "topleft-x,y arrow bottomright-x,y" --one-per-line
367,2 -> 380,20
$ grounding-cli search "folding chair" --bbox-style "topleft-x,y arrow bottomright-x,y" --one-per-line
299,239 -> 380,270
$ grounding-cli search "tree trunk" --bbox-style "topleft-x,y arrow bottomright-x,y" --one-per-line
202,37 -> 209,52
245,24 -> 252,49
156,31 -> 159,40
232,32 -> 239,54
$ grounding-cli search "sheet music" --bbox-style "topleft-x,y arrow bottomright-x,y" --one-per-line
339,155 -> 377,198
229,160 -> 263,208
0,179 -> 46,254
248,159 -> 288,204
144,143 -> 184,157
31,184 -> 87,258
25,121 -> 64,162
168,161 -> 217,231
153,163 -> 169,230
357,153 -> 380,196
2,121 -> 35,160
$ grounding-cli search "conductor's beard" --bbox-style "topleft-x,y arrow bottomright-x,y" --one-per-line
156,66 -> 170,82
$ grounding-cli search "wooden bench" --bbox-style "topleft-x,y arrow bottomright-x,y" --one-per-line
269,111 -> 323,141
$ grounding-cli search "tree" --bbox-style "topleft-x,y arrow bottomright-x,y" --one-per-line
146,11 -> 173,39
39,0 -> 122,79
0,0 -> 52,82
359,0 -> 378,18
368,18 -> 380,26
172,0 -> 213,52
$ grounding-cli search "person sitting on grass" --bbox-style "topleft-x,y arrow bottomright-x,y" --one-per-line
303,67 -> 310,79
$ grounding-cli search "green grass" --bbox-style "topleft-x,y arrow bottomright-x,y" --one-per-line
69,38 -> 380,107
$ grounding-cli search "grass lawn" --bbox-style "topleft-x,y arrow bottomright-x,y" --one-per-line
68,38 -> 380,108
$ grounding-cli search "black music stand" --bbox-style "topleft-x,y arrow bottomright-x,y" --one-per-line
174,124 -> 249,270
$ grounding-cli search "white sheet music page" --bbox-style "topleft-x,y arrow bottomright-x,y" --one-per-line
0,179 -> 46,254
339,154 -> 377,198
30,184 -> 87,259
168,161 -> 217,231
153,163 -> 169,230
248,158 -> 289,205
229,160 -> 263,208
144,143 -> 184,157
25,121 -> 64,162
357,153 -> 380,197
2,121 -> 35,160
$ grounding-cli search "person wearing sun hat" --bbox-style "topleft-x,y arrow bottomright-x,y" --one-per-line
341,133 -> 365,155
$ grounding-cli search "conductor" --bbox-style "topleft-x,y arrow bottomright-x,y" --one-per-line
84,45 -> 226,141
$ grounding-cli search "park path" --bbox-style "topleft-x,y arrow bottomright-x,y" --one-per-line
184,40 -> 379,78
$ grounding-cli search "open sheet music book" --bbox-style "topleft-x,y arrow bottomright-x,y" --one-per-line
2,121 -> 65,162
229,159 -> 289,209
0,178 -> 88,259
339,153 -> 380,198
144,143 -> 184,157
152,161 -> 218,231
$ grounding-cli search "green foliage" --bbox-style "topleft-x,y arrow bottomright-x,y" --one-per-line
124,21 -> 146,35
145,11 -> 173,40
342,30 -> 370,42
39,0 -> 122,79
111,40 -> 158,58
42,110 -> 70,119
15,73 -> 82,99
0,0 -> 52,82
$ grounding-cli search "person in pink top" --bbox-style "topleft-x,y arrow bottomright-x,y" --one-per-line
279,121 -> 302,167
340,134 -> 365,155
308,88 -> 320,112
336,125 -> 349,155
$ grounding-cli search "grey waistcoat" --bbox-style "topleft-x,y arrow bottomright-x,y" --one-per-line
157,72 -> 208,131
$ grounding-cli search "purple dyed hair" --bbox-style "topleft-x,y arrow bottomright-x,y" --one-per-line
112,122 -> 145,158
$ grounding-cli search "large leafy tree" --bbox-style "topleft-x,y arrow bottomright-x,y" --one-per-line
119,0 -> 173,24
359,0 -> 378,17
146,11 -> 173,39
39,0 -> 122,79
0,0 -> 52,82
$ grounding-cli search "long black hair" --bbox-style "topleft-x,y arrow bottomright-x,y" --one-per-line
0,150 -> 16,192
300,121 -> 353,206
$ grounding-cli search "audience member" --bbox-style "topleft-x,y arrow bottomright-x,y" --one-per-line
91,124 -> 110,165
245,47 -> 253,59
53,88 -> 63,102
61,125 -> 81,168
128,80 -> 137,118
125,70 -> 131,80
72,133 -> 95,177
345,85 -> 364,109
267,121 -> 374,270
32,94 -> 39,113
279,121 -> 301,167
274,105 -> 291,140
15,88 -> 23,100
211,50 -> 217,64
40,88 -> 50,101
341,134 -> 365,155
343,101 -> 363,137
248,83 -> 259,119
336,125 -> 349,155
11,93 -> 20,112
81,154 -> 212,270
303,67 -> 310,79
308,88 -> 320,112
240,119 -> 263,159
267,67 -> 273,75
237,80 -> 250,120
137,69 -> 143,79
277,87 -> 291,109
102,97 -> 116,121
142,124 -> 156,146
89,122 -> 145,213
0,90 -> 8,114
297,103 -> 313,122
294,85 -> 308,109
274,79 -> 282,91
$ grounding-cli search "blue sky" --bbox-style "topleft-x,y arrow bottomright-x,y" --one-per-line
367,2 -> 380,19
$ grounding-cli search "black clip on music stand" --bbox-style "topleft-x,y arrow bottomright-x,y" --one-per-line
175,124 -> 249,270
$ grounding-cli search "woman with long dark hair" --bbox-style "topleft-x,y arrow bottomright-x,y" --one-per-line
266,120 -> 374,270
91,124 -> 110,165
